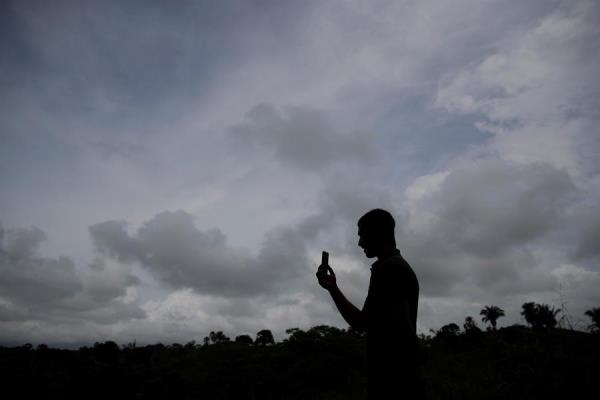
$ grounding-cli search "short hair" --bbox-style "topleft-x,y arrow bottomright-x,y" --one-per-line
358,209 -> 395,239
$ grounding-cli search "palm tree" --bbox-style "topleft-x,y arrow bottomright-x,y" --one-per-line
480,305 -> 505,330
536,304 -> 560,329
521,302 -> 561,330
584,307 -> 600,333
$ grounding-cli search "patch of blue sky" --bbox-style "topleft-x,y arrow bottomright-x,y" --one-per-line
375,95 -> 491,183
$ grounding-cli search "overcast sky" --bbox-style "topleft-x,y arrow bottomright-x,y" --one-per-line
1,0 -> 599,347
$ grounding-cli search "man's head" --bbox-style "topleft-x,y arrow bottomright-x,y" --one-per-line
357,209 -> 396,258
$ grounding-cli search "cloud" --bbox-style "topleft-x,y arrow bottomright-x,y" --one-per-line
0,225 -> 82,307
230,103 -> 376,171
570,188 -> 600,262
0,223 -> 144,326
435,0 -> 600,176
90,210 -> 312,297
399,159 -> 576,297
86,210 -> 351,342
425,0 -> 600,308
551,264 -> 600,309
126,288 -> 338,344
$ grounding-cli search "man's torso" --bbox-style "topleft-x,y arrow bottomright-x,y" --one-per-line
362,250 -> 422,396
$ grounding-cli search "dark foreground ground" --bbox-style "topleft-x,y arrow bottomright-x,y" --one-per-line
1,326 -> 598,399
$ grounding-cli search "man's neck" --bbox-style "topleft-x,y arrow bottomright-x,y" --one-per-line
375,246 -> 399,261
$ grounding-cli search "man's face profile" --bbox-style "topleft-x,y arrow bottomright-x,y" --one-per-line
358,225 -> 379,258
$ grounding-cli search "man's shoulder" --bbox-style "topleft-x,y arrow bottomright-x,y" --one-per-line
377,253 -> 412,272
378,255 -> 418,287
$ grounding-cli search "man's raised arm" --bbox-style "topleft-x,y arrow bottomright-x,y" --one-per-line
316,265 -> 366,331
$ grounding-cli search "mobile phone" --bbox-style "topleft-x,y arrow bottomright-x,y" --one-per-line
321,251 -> 329,266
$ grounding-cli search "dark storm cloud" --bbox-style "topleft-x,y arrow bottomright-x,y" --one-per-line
0,226 -> 82,305
398,160 -> 577,297
230,104 -> 377,170
571,197 -> 600,262
428,161 -> 575,256
89,221 -> 139,263
0,0 -> 314,125
0,223 -> 144,324
90,210 -> 312,297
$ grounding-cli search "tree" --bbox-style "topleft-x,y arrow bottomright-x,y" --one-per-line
480,305 -> 505,330
123,340 -> 136,350
535,304 -> 560,329
436,323 -> 460,338
584,307 -> 600,333
307,325 -> 343,338
521,302 -> 537,326
169,343 -> 183,352
521,302 -> 561,331
208,331 -> 230,344
93,341 -> 120,362
463,316 -> 481,334
285,327 -> 302,336
347,326 -> 366,338
234,335 -> 254,345
184,341 -> 197,350
284,328 -> 306,342
255,329 -> 275,346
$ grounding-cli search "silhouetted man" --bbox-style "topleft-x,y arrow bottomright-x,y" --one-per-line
316,209 -> 423,399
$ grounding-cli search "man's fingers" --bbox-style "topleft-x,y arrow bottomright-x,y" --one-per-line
316,265 -> 334,280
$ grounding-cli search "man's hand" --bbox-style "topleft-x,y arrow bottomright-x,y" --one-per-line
316,264 -> 337,291
316,263 -> 363,330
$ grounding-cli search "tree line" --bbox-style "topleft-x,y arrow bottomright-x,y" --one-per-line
199,303 -> 599,348
431,303 -> 599,339
1,305 -> 598,399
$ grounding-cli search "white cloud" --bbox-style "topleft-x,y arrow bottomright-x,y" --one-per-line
435,0 -> 600,176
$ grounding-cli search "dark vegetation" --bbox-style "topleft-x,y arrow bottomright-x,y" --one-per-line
2,305 -> 599,400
